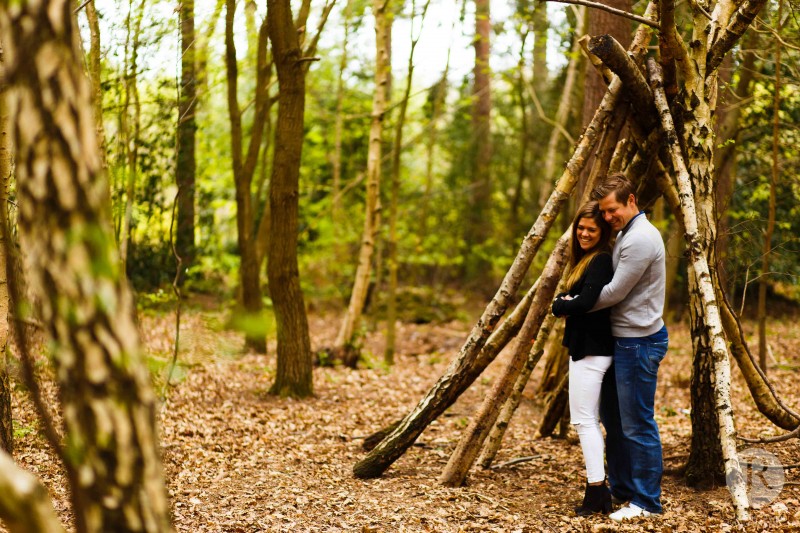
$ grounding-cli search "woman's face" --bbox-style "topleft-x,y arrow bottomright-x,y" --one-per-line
576,217 -> 601,251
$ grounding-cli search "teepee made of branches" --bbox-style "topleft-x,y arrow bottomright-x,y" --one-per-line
353,0 -> 799,522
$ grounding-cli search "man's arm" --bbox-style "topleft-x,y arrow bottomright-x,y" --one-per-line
592,235 -> 653,311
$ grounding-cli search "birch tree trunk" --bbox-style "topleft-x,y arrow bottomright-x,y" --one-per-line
176,0 -> 197,274
0,0 -> 174,527
648,57 -> 750,521
225,0 -> 271,352
334,0 -> 391,366
266,0 -> 314,398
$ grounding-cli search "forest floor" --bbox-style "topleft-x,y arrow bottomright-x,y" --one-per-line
8,295 -> 800,532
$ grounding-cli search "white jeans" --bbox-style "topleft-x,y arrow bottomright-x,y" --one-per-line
569,355 -> 613,483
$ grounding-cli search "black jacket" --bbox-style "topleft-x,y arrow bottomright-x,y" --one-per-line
551,252 -> 614,361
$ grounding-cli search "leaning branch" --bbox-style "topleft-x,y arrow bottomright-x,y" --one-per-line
544,0 -> 660,29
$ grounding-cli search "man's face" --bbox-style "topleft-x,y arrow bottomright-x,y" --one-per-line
598,193 -> 638,232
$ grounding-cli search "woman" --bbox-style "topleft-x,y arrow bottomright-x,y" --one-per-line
552,201 -> 614,516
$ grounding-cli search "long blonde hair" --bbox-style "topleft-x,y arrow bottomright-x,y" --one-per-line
565,201 -> 611,290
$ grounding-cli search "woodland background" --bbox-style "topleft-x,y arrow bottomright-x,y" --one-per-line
0,0 -> 799,530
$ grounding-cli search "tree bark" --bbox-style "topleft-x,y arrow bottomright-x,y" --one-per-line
648,57 -> 749,521
439,233 -> 569,486
0,0 -> 174,527
266,0 -> 313,398
334,0 -> 391,366
176,0 -> 197,276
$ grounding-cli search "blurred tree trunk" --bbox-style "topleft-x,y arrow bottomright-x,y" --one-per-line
532,0 -> 548,93
225,0 -> 271,352
335,0 -> 392,366
508,31 -> 530,235
0,0 -> 174,526
118,0 -> 144,274
713,33 -> 757,296
385,0 -> 429,365
538,8 -> 585,207
758,6 -> 781,374
84,0 -> 108,169
176,0 -> 197,276
463,0 -> 492,277
266,0 -> 314,398
0,70 -> 11,454
577,0 -> 630,199
331,0 -> 353,266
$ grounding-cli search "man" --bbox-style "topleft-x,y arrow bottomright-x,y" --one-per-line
590,173 -> 668,521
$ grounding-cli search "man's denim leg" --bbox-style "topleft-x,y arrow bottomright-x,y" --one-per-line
614,326 -> 668,514
600,363 -> 635,501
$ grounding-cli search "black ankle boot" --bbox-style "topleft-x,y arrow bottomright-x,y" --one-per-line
574,482 -> 612,516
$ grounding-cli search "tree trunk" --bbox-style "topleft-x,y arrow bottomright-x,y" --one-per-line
439,233 -> 569,486
463,0 -> 492,277
577,0 -> 631,198
0,0 -> 174,527
84,0 -> 108,169
176,0 -> 197,275
757,7 -> 781,373
334,0 -> 391,366
266,0 -> 313,398
330,0 -> 352,266
386,0 -> 428,364
225,0 -> 271,352
0,74 -> 11,454
535,370 -> 569,439
648,55 -> 749,520
538,7 -> 586,207
118,0 -> 144,275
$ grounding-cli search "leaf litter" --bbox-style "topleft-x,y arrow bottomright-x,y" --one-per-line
6,305 -> 800,532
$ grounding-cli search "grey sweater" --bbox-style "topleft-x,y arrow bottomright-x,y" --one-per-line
592,212 -> 666,337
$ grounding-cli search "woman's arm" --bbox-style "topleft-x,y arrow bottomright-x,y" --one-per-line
552,254 -> 613,316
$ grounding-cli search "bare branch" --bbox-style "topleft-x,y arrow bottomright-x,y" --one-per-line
543,0 -> 660,29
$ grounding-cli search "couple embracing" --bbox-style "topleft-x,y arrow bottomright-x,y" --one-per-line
552,173 -> 668,522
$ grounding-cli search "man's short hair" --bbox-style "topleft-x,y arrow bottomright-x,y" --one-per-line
591,172 -> 636,204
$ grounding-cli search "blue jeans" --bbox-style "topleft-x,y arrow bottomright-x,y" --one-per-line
600,325 -> 668,513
